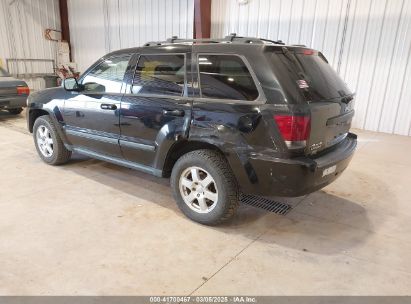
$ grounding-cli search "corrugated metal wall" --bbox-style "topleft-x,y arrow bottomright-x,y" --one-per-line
67,0 -> 195,73
0,0 -> 60,91
211,0 -> 411,136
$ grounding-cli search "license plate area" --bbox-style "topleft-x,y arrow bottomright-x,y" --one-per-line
322,165 -> 336,177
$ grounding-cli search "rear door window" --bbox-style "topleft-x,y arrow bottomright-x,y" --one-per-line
197,54 -> 259,101
131,54 -> 185,96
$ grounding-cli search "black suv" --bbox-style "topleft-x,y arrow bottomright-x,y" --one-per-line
27,35 -> 357,225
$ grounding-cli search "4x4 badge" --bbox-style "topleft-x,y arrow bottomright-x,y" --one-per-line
310,142 -> 323,151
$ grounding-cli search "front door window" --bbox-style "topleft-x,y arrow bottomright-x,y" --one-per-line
82,56 -> 131,93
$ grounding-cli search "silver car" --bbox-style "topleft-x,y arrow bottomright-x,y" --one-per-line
0,67 -> 29,115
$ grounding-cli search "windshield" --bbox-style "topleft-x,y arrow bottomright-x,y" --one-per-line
0,68 -> 10,77
269,51 -> 352,103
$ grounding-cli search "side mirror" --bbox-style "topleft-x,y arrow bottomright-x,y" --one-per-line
63,77 -> 81,91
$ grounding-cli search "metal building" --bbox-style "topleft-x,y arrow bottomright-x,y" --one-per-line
67,0 -> 194,72
0,0 -> 410,135
212,0 -> 411,135
0,0 -> 60,91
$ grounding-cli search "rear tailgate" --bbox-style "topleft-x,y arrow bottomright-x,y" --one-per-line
308,100 -> 354,154
268,47 -> 355,155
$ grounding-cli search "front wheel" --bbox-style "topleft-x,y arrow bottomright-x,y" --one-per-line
33,115 -> 71,165
171,149 -> 239,225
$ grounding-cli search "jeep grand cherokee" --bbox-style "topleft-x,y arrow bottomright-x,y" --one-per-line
26,35 -> 357,225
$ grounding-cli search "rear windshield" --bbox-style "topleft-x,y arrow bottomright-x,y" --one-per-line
269,51 -> 352,103
0,68 -> 10,77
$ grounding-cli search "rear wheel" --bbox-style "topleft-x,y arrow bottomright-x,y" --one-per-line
33,115 -> 71,165
171,149 -> 239,225
8,107 -> 23,115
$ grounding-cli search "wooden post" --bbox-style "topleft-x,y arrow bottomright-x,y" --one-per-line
194,0 -> 212,39
58,0 -> 71,61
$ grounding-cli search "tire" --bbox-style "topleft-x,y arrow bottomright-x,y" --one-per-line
171,149 -> 239,225
8,107 -> 23,115
33,115 -> 71,165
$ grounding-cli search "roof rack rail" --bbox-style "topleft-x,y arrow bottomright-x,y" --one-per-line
143,33 -> 286,47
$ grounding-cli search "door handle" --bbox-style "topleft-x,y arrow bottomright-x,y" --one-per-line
101,104 -> 117,110
163,109 -> 185,117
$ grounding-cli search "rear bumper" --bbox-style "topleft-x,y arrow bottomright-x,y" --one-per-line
238,133 -> 357,197
0,95 -> 27,109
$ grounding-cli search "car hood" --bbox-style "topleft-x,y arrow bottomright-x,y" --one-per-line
28,86 -> 66,105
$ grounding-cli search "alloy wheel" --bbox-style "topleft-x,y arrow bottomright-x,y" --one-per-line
36,125 -> 54,157
179,166 -> 218,213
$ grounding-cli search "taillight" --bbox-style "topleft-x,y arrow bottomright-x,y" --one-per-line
17,86 -> 30,95
273,115 -> 311,149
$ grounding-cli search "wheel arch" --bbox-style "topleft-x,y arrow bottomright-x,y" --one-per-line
161,140 -> 228,178
28,107 -> 70,149
28,109 -> 50,133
